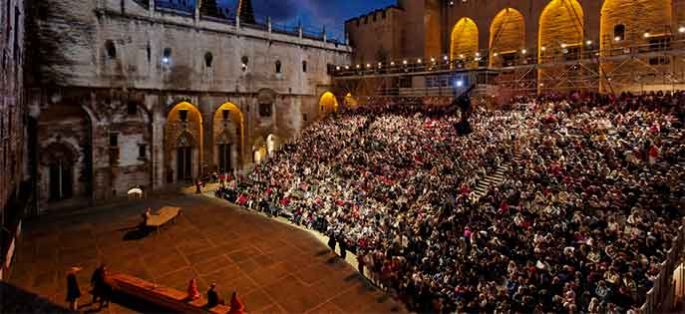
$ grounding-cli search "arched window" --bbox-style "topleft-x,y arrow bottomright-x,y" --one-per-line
614,24 -> 626,41
162,48 -> 172,64
275,60 -> 282,73
241,56 -> 249,72
105,40 -> 116,59
302,60 -> 308,72
205,52 -> 213,68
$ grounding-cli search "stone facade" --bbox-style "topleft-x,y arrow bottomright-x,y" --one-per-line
27,0 -> 351,212
344,0 -> 685,93
345,0 -> 443,64
0,0 -> 27,229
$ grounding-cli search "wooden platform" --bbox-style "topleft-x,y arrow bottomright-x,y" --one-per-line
110,273 -> 231,314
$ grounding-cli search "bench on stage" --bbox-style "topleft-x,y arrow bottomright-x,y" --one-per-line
110,273 -> 231,314
145,206 -> 182,233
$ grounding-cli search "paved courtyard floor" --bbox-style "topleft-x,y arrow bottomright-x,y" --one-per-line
8,194 -> 405,313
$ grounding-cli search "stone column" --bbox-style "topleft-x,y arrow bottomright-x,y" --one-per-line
151,106 -> 165,189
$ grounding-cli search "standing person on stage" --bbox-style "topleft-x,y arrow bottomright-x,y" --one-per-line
65,266 -> 82,310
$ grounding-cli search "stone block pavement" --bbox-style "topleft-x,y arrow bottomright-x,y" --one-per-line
7,194 -> 406,313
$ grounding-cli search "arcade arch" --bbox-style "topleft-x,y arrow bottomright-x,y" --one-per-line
213,102 -> 244,173
319,91 -> 339,115
164,101 -> 203,183
538,0 -> 585,92
489,8 -> 525,67
450,17 -> 479,68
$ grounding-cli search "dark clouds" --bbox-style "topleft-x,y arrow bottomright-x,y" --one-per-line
213,0 -> 397,38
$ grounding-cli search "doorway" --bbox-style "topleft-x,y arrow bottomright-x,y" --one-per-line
218,143 -> 232,172
176,146 -> 192,182
49,161 -> 73,201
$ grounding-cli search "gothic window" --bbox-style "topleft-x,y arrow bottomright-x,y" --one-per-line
275,60 -> 282,73
614,24 -> 626,42
259,103 -> 272,117
205,52 -> 213,68
105,40 -> 117,59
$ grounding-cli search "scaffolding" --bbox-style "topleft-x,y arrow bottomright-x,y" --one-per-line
332,32 -> 685,99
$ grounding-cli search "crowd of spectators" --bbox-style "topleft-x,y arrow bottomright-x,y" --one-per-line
216,91 -> 684,313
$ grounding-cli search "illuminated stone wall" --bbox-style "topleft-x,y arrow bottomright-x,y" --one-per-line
600,0 -> 673,93
450,17 -> 479,68
489,8 -> 525,67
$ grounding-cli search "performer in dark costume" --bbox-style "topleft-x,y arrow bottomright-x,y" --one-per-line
452,84 -> 476,136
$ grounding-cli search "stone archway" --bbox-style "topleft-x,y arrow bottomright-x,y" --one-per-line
450,17 -> 479,68
538,0 -> 584,92
318,91 -> 339,115
42,142 -> 79,202
489,8 -> 525,67
37,103 -> 92,208
213,102 -> 244,172
164,101 -> 203,183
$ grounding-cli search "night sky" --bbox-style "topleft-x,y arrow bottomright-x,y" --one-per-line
160,0 -> 397,40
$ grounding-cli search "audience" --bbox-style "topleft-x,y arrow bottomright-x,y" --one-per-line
216,91 -> 684,313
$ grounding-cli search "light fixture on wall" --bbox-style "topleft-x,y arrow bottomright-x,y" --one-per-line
586,40 -> 593,46
521,49 -> 527,55
643,32 -> 650,38
679,26 -> 685,33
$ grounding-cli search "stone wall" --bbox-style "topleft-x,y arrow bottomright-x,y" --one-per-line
28,0 -> 352,212
345,6 -> 405,65
0,0 -> 27,224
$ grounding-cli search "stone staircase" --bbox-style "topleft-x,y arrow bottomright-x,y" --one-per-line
472,152 -> 522,201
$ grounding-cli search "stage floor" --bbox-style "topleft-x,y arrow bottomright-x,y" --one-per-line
8,194 -> 404,313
